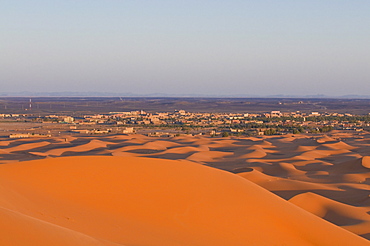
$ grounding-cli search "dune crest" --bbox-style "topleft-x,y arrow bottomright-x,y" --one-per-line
362,156 -> 370,168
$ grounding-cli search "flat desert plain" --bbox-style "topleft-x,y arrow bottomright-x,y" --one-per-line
0,131 -> 369,245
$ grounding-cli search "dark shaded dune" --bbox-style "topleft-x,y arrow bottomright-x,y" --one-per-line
229,148 -> 256,158
293,161 -> 333,172
160,146 -> 208,153
102,135 -> 133,143
3,139 -> 49,148
32,140 -> 114,157
69,138 -> 93,145
203,139 -> 239,148
273,189 -> 338,201
329,157 -> 370,174
26,143 -> 74,152
232,167 -> 254,173
0,141 -> 50,153
186,151 -> 234,163
336,185 -> 370,206
349,146 -> 370,156
361,233 -> 370,241
207,146 -> 249,159
143,153 -> 196,160
0,152 -> 46,162
275,188 -> 370,207
324,209 -> 364,226
251,162 -> 305,178
291,138 -> 321,146
45,138 -> 74,144
209,147 -> 238,153
305,172 -> 332,181
317,154 -> 362,165
125,149 -> 164,154
264,151 -> 299,159
29,144 -> 93,157
105,142 -> 141,150
230,139 -> 257,146
205,159 -> 250,172
61,149 -> 112,157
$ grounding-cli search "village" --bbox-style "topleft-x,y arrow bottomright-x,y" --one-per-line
1,109 -> 370,138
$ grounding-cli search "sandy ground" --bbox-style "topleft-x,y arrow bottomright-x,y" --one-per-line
0,131 -> 369,245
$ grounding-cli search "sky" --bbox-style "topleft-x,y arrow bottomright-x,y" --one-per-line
1,1 -> 369,97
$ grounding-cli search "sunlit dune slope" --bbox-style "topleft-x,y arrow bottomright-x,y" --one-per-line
0,156 -> 368,246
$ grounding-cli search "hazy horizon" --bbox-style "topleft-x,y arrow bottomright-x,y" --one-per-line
1,1 -> 369,96
2,91 -> 370,99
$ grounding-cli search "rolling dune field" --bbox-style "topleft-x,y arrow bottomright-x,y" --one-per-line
0,131 -> 369,245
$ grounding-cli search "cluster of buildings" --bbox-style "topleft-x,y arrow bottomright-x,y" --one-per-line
1,110 -> 370,138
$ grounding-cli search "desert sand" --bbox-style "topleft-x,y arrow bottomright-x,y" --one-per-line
0,131 -> 369,245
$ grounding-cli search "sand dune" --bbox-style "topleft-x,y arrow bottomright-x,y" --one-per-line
32,139 -> 114,156
290,192 -> 370,237
0,132 -> 370,243
1,141 -> 50,153
316,135 -> 337,143
323,141 -> 356,150
186,150 -> 234,163
0,207 -> 120,246
0,156 -> 368,245
295,149 -> 351,160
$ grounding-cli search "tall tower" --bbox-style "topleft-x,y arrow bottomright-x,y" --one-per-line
29,98 -> 32,110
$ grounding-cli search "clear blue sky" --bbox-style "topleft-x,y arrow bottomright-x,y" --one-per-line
1,1 -> 369,96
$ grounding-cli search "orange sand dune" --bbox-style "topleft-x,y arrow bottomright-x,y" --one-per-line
109,140 -> 180,154
274,135 -> 296,142
1,132 -> 370,242
186,150 -> 233,163
295,149 -> 350,160
238,169 -> 341,193
241,144 -> 278,159
57,135 -> 77,143
332,157 -> 370,173
0,207 -> 121,246
295,145 -> 318,152
0,156 -> 368,246
154,145 -> 209,154
198,139 -> 238,148
289,192 -> 370,237
34,139 -> 114,156
316,135 -> 337,143
241,148 -> 267,158
0,141 -> 50,153
139,140 -> 179,150
123,135 -> 150,144
0,141 -> 11,146
323,141 -> 356,150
